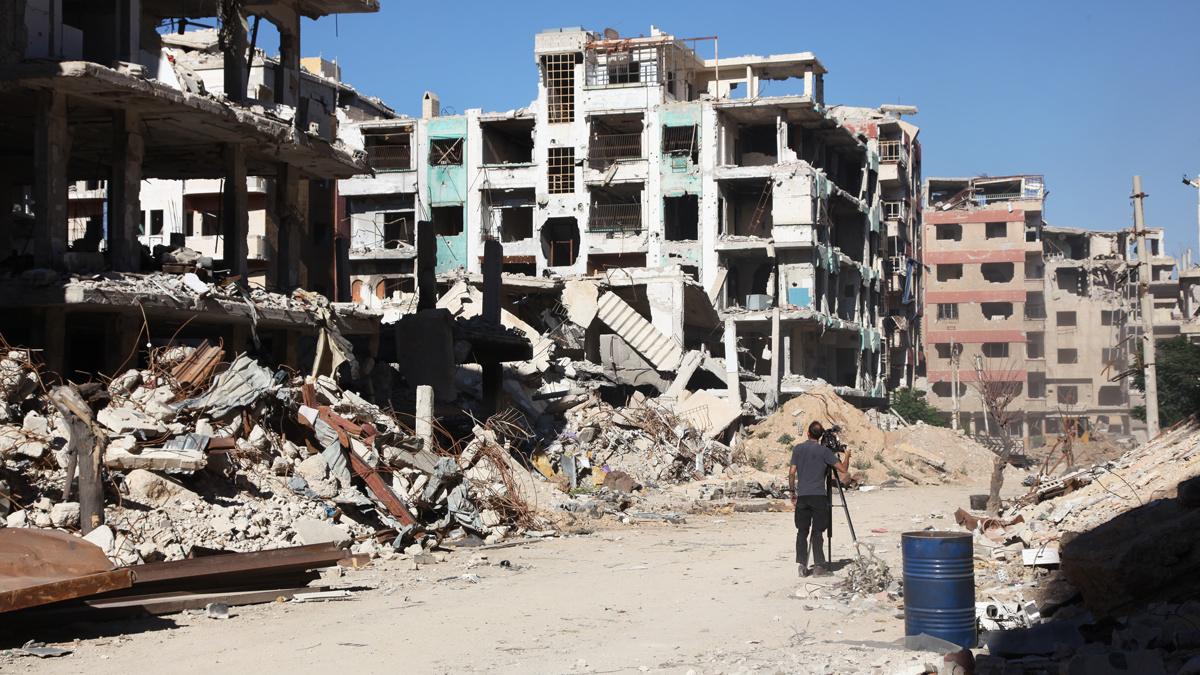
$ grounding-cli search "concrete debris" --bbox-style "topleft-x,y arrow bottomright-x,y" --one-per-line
963,419 -> 1200,674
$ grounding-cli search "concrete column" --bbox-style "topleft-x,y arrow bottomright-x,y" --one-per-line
43,308 -> 66,380
768,308 -> 781,410
107,312 -> 141,375
273,9 -> 301,108
222,5 -> 248,103
782,326 -> 793,377
108,110 -> 143,272
114,0 -> 140,62
415,384 -> 434,451
480,238 -> 503,418
271,162 -> 301,290
723,318 -> 740,402
416,220 -> 436,311
222,144 -> 248,277
33,91 -> 69,269
482,239 -> 502,324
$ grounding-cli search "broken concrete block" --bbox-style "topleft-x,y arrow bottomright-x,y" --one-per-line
49,502 -> 80,528
124,469 -> 199,507
31,511 -> 51,528
15,441 -> 46,459
292,517 -> 351,546
106,444 -> 206,472
98,406 -> 167,437
108,369 -> 142,396
296,454 -> 329,483
22,410 -> 49,436
6,510 -> 27,528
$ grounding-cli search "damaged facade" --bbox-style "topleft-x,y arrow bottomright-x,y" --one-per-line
921,174 -> 1189,445
339,26 -> 923,405
0,0 -> 384,377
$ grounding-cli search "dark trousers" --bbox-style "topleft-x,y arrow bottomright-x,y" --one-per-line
794,495 -> 831,567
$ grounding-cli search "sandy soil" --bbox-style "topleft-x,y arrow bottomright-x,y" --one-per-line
2,482 -> 999,675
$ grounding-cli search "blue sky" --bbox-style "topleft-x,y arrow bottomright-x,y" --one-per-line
295,1 -> 1200,257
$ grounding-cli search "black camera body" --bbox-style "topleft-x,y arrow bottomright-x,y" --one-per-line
820,425 -> 847,454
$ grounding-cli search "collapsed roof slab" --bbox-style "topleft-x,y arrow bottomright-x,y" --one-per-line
0,62 -> 367,181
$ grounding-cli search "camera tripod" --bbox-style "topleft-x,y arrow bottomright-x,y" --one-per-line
826,467 -> 860,562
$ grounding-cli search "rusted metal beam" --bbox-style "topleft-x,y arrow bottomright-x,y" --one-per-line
0,570 -> 133,614
347,448 -> 418,527
128,542 -> 347,588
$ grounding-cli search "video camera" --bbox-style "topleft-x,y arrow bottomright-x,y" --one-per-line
819,425 -> 847,454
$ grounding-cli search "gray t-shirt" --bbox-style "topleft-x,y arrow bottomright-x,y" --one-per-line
790,440 -> 838,496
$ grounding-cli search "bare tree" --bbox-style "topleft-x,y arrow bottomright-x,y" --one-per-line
970,356 -> 1023,515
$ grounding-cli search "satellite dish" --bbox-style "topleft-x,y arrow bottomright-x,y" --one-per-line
603,27 -> 619,39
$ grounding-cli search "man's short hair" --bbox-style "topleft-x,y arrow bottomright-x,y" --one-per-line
808,421 -> 824,439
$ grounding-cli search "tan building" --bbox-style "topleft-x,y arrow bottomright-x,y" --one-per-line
920,175 -> 1191,445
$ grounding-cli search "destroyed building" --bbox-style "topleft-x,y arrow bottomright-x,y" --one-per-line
0,0 -> 382,377
339,26 -> 920,405
921,174 -> 1188,445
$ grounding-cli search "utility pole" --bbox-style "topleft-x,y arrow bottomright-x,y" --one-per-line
1185,174 -> 1200,263
1132,176 -> 1160,437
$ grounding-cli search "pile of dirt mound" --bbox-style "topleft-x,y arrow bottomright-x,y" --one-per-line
739,384 -> 995,485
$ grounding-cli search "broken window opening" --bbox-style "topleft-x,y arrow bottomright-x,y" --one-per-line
542,53 -> 577,124
935,224 -> 962,241
725,256 -> 775,310
1054,267 -> 1087,297
547,147 -> 575,194
1028,372 -> 1046,398
664,194 -> 699,241
882,200 -> 907,222
734,124 -> 777,167
1027,332 -> 1045,359
431,206 -> 463,237
588,114 -> 643,169
931,381 -> 966,398
934,343 -> 952,359
430,138 -> 464,166
981,302 -> 1014,320
1025,292 -> 1046,319
363,127 -> 413,171
1057,311 -> 1077,327
937,303 -> 959,321
1057,348 -> 1078,364
381,211 -> 415,248
981,262 -> 1015,283
937,264 -> 963,282
542,217 -> 580,267
662,125 -> 699,165
481,118 -> 535,165
588,185 -> 643,234
499,208 -> 534,242
985,222 -> 1007,239
1098,385 -> 1125,406
981,342 -> 1009,358
502,261 -> 537,276
1025,253 -> 1044,279
585,44 -> 663,88
1057,385 -> 1079,405
1100,309 -> 1125,326
587,252 -> 647,274
720,180 -> 773,237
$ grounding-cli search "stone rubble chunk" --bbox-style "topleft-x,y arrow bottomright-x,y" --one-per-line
49,501 -> 80,528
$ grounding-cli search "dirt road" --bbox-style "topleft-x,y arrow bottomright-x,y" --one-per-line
5,483 -> 985,674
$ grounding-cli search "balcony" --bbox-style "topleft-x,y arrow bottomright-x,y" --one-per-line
878,140 -> 907,165
882,200 -> 909,222
588,202 -> 642,234
588,132 -> 643,170
366,144 -> 413,172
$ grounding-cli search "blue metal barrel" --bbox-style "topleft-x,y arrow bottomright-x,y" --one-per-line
902,531 -> 976,649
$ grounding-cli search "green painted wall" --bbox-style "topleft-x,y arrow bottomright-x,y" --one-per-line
427,117 -> 468,273
660,103 -> 702,197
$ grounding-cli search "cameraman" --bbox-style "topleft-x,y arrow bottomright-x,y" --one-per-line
788,421 -> 852,577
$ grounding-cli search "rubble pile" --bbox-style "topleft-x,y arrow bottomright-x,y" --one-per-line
543,394 -> 736,489
739,384 -> 995,484
0,343 -> 547,565
951,419 -> 1200,673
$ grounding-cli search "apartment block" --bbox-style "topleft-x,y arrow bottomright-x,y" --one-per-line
340,26 -> 918,403
921,175 -> 1187,444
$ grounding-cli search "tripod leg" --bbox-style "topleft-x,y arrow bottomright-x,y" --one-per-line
834,474 -> 858,545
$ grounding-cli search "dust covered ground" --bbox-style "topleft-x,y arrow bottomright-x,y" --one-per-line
4,482 -> 995,675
